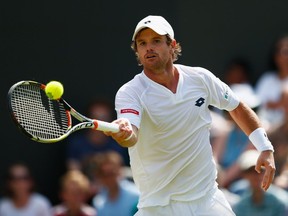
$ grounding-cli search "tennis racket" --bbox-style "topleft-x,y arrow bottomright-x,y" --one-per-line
7,80 -> 119,143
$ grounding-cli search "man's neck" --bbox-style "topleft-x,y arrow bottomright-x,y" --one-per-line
144,65 -> 179,93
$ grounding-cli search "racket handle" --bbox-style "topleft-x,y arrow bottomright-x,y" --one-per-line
94,120 -> 120,133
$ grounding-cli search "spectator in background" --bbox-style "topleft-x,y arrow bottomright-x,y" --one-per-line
255,34 -> 288,129
212,57 -> 263,189
52,170 -> 96,216
223,57 -> 253,86
268,84 -> 288,190
91,151 -> 139,216
232,150 -> 288,216
212,83 -> 261,189
211,57 -> 255,116
66,98 -> 130,197
66,98 -> 129,171
0,162 -> 52,216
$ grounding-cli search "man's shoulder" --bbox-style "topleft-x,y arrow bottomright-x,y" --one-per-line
121,73 -> 143,86
175,65 -> 217,85
175,64 -> 212,76
116,73 -> 148,96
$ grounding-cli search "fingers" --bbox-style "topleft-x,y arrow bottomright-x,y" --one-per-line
118,118 -> 132,131
105,118 -> 133,142
261,164 -> 275,191
255,151 -> 276,191
255,162 -> 262,174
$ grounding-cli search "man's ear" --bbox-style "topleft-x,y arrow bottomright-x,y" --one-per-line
170,39 -> 176,56
171,39 -> 177,48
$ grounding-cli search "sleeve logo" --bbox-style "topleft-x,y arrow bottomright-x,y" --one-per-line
120,109 -> 139,115
224,90 -> 229,100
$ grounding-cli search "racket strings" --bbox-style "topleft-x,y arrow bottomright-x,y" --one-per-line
10,83 -> 69,140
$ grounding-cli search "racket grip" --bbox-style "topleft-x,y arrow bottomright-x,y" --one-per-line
94,120 -> 120,133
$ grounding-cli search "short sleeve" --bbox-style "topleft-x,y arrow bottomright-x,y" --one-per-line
115,84 -> 142,129
198,67 -> 240,111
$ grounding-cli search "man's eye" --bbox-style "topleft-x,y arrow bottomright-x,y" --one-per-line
138,42 -> 145,46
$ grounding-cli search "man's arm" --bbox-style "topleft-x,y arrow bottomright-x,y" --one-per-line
229,101 -> 276,191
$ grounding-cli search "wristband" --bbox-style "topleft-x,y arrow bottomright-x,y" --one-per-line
249,128 -> 274,152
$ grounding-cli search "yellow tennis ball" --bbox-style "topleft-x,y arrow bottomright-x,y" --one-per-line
45,81 -> 64,100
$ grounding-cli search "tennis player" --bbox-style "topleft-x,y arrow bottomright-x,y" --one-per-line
105,15 -> 275,215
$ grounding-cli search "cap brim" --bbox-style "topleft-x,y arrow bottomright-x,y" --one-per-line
132,24 -> 168,41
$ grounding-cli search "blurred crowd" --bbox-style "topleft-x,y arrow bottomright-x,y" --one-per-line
210,34 -> 288,216
0,34 -> 288,216
0,98 -> 139,216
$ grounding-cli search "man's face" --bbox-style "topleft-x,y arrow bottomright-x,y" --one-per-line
275,39 -> 288,69
135,28 -> 174,71
98,161 -> 120,187
9,165 -> 33,195
61,181 -> 87,207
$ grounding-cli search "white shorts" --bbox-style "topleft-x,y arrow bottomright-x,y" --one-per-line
134,188 -> 236,216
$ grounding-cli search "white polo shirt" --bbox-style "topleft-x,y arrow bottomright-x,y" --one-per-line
115,64 -> 240,208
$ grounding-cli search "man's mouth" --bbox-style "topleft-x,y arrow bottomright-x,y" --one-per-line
146,54 -> 157,59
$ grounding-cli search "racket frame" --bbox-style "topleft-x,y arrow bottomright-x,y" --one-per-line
7,80 -> 119,143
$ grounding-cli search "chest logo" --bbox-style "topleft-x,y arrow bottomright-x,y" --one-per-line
195,97 -> 205,107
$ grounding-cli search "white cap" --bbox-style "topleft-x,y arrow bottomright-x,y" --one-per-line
132,15 -> 174,41
238,149 -> 260,171
230,83 -> 261,109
